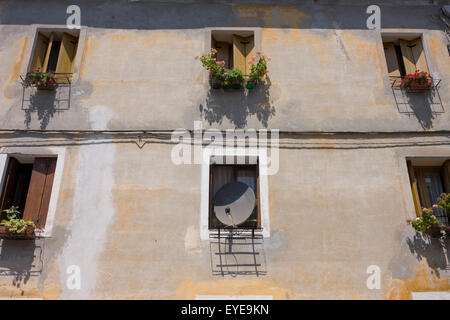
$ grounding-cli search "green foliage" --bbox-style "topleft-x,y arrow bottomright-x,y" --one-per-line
411,208 -> 440,232
248,52 -> 269,82
197,49 -> 226,80
1,206 -> 35,234
223,68 -> 244,86
21,68 -> 56,88
436,193 -> 450,217
3,205 -> 21,220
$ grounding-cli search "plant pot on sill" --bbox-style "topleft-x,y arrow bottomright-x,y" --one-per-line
231,81 -> 243,90
408,79 -> 431,91
246,81 -> 257,90
425,226 -> 442,238
0,225 -> 35,239
210,78 -> 222,90
36,78 -> 57,90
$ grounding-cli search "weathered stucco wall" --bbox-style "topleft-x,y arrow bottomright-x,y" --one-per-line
0,133 -> 449,299
0,0 -> 449,300
0,0 -> 448,131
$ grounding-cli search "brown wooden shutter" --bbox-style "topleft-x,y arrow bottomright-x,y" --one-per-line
399,38 -> 429,74
23,158 -> 57,228
30,33 -> 50,72
55,33 -> 78,76
0,157 -> 20,217
233,35 -> 254,76
383,42 -> 401,77
406,161 -> 421,217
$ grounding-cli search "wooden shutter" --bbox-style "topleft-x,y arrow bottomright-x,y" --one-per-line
23,158 -> 57,228
0,157 -> 20,217
383,42 -> 401,77
55,33 -> 78,76
42,33 -> 54,72
399,38 -> 429,74
233,35 -> 254,76
214,41 -> 231,68
30,33 -> 50,72
406,161 -> 421,217
442,160 -> 450,193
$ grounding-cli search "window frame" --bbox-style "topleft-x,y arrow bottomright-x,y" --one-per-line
0,147 -> 66,237
203,27 -> 262,84
379,31 -> 434,84
21,25 -> 87,84
406,159 -> 450,225
200,147 -> 270,240
208,163 -> 261,230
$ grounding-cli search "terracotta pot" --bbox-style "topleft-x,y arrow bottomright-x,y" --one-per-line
231,81 -> 242,89
425,226 -> 442,238
408,79 -> 430,90
210,78 -> 222,89
37,77 -> 57,90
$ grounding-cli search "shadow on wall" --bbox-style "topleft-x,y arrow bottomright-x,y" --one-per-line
390,225 -> 449,279
393,89 -> 445,130
0,239 -> 42,286
22,86 -> 71,130
199,81 -> 275,129
406,233 -> 450,278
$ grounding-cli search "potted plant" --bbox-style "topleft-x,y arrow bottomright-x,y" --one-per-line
411,207 -> 441,238
21,68 -> 57,90
196,49 -> 226,89
399,70 -> 433,90
224,68 -> 244,89
435,193 -> 450,236
0,206 -> 36,239
247,51 -> 270,90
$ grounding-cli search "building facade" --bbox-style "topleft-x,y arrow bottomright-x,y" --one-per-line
0,0 -> 449,299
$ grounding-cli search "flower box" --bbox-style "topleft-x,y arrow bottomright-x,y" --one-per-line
36,77 -> 57,90
408,79 -> 431,90
425,226 -> 442,238
0,224 -> 35,239
399,70 -> 433,90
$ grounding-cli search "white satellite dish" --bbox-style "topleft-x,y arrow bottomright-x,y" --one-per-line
213,182 -> 256,227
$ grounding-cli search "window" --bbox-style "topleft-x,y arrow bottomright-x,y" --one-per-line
211,31 -> 255,76
407,159 -> 450,226
383,36 -> 429,79
30,31 -> 79,76
209,164 -> 260,229
0,156 -> 57,229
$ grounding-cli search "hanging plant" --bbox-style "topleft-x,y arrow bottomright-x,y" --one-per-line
21,68 -> 57,90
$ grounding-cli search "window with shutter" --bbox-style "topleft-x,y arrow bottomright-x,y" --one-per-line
211,31 -> 255,76
382,36 -> 429,79
29,31 -> 79,78
0,156 -> 57,229
406,159 -> 450,226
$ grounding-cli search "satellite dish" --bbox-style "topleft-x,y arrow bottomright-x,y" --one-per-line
213,182 -> 256,227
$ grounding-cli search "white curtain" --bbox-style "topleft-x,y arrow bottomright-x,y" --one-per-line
424,172 -> 448,225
